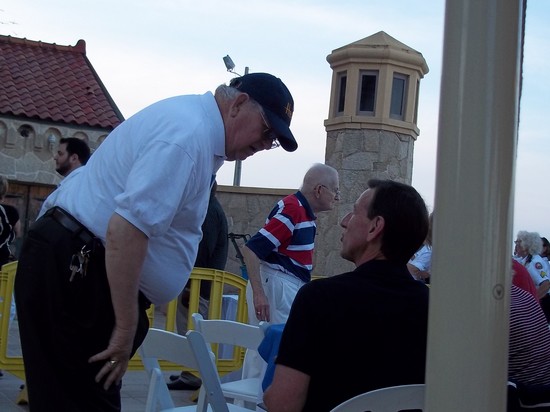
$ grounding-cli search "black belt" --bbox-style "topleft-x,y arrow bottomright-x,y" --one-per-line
43,207 -> 96,246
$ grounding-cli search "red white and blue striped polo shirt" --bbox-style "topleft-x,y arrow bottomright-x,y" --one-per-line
245,191 -> 316,283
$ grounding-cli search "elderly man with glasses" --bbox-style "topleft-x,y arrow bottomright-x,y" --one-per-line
14,72 -> 297,411
241,162 -> 340,382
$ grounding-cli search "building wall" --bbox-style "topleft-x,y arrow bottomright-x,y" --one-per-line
0,115 -> 108,185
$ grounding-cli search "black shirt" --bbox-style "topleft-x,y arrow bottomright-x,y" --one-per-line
275,259 -> 429,412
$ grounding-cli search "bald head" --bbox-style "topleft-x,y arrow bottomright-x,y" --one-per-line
300,163 -> 340,214
301,163 -> 339,192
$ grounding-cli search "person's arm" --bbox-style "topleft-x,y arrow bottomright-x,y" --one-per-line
408,263 -> 430,281
13,220 -> 21,238
537,279 -> 550,300
263,364 -> 310,412
88,213 -> 148,389
407,262 -> 421,279
242,244 -> 270,322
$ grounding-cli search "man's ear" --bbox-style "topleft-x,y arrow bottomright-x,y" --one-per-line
367,216 -> 385,241
69,153 -> 80,164
230,93 -> 249,117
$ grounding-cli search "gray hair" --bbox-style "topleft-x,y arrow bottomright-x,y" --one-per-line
516,230 -> 543,255
215,84 -> 240,100
214,84 -> 263,111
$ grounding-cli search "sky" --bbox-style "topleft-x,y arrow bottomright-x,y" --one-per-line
1,0 -> 549,238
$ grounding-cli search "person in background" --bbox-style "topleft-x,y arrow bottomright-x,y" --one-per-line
241,163 -> 339,381
541,237 -> 550,263
0,176 -> 20,268
54,137 -> 91,177
512,259 -> 538,301
408,210 -> 433,283
0,176 -> 21,378
168,181 -> 229,390
514,231 -> 550,322
14,72 -> 297,411
39,138 -> 91,216
263,179 -> 429,412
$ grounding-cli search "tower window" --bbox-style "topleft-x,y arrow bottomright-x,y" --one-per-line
337,72 -> 347,114
390,73 -> 408,120
358,71 -> 377,115
414,79 -> 420,124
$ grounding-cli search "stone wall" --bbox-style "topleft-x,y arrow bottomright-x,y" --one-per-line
318,128 -> 416,277
0,116 -> 108,184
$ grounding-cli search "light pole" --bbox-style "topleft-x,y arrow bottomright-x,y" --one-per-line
223,55 -> 248,187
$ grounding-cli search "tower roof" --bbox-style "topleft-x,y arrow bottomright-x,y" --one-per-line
328,31 -> 429,75
349,31 -> 421,53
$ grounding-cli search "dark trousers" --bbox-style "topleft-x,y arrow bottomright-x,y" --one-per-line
14,212 -> 150,411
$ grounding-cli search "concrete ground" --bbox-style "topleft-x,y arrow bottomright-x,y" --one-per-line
0,308 -> 198,411
0,368 -> 197,411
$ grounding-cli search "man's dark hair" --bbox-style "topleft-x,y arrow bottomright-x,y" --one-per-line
60,137 -> 91,165
366,179 -> 429,264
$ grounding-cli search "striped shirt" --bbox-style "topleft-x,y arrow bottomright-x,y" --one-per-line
509,285 -> 550,386
246,191 -> 316,283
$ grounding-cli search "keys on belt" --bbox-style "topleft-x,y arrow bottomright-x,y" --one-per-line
42,207 -> 97,282
69,245 -> 91,282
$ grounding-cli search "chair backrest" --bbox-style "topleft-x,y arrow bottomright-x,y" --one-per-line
329,384 -> 425,412
192,312 -> 267,350
139,327 -> 231,412
508,380 -> 550,411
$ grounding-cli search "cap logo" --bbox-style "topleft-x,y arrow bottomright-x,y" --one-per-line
285,103 -> 293,120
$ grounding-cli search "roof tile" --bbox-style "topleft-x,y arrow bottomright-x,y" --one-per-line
0,35 -> 124,129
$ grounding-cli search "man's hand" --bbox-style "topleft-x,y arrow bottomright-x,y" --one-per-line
242,245 -> 271,321
89,325 -> 135,389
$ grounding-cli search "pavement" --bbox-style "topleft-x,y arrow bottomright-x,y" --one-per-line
0,368 -> 199,411
0,308 -> 198,411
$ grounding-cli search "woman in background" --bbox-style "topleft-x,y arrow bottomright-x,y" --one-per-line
514,230 -> 550,322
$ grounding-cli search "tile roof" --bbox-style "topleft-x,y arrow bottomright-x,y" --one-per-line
0,35 -> 124,129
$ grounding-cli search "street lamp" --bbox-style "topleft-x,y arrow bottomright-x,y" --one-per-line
223,55 -> 249,187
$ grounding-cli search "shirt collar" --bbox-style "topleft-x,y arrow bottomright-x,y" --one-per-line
295,191 -> 316,220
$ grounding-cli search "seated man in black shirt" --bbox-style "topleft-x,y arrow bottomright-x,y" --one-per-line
263,179 -> 430,412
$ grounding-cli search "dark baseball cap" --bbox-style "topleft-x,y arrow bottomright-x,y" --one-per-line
229,73 -> 297,152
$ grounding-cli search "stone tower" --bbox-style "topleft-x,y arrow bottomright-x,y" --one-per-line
315,31 -> 429,277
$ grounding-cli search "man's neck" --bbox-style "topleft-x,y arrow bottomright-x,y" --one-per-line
355,250 -> 387,267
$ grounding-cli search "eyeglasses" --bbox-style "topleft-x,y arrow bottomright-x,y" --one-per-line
320,184 -> 340,199
259,110 -> 280,150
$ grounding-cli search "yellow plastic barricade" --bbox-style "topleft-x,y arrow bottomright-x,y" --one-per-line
0,262 -> 249,403
131,266 -> 249,376
0,261 -> 23,380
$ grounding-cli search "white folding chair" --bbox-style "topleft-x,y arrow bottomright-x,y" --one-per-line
138,327 -> 251,412
192,313 -> 268,408
329,384 -> 425,412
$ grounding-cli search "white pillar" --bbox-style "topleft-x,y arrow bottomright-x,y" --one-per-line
425,1 -> 523,411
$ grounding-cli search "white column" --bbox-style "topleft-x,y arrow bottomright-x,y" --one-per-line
425,1 -> 523,411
